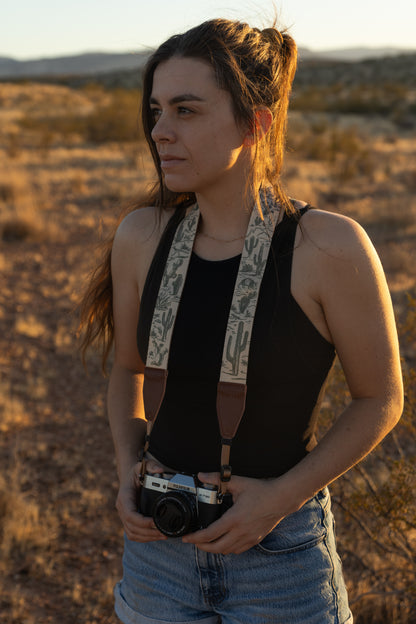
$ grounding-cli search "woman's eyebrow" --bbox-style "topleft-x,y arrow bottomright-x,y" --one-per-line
149,94 -> 206,105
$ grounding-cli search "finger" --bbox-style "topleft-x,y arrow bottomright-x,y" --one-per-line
133,460 -> 164,488
125,526 -> 167,542
183,515 -> 232,545
184,502 -> 244,544
125,508 -> 160,529
197,471 -> 221,487
145,460 -> 165,474
195,531 -> 258,555
125,520 -> 167,539
197,472 -> 243,497
124,512 -> 167,541
124,522 -> 165,539
193,531 -> 243,554
123,508 -> 153,526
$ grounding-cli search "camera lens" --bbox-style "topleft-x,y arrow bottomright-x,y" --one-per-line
153,491 -> 197,537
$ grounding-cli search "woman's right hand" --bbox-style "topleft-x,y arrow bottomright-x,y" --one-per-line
115,459 -> 168,542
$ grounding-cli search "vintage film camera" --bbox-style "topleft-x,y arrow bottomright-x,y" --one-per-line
140,471 -> 231,537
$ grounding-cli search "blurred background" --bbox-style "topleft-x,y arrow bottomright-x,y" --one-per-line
0,1 -> 415,622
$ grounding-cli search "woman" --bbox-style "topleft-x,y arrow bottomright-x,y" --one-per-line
80,19 -> 403,624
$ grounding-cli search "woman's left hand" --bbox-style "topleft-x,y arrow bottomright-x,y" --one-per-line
182,471 -> 297,554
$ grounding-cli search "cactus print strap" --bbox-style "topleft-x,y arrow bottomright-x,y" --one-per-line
216,188 -> 279,491
146,204 -> 200,370
144,189 -> 280,457
219,189 -> 279,384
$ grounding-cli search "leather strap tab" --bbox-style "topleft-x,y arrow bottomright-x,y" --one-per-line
220,439 -> 232,464
138,429 -> 152,482
143,366 -> 168,423
219,442 -> 232,494
220,441 -> 232,481
220,465 -> 232,483
216,381 -> 247,439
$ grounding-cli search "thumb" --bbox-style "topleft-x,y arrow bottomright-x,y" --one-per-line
134,460 -> 164,487
197,471 -> 221,487
144,460 -> 165,474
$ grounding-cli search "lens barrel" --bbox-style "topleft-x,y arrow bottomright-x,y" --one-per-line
153,491 -> 197,537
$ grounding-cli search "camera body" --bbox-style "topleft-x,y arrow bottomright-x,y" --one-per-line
140,471 -> 230,537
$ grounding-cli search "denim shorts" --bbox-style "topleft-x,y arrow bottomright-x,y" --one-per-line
114,488 -> 353,624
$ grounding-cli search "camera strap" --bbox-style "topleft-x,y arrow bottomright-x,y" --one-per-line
141,188 -> 280,494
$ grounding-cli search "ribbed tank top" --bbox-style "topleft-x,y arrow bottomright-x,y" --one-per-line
137,206 -> 336,479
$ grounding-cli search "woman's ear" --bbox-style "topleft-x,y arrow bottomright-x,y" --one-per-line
243,107 -> 273,146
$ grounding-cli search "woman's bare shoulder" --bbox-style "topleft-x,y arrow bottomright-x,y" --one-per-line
299,207 -> 374,262
114,206 -> 173,248
112,206 -> 176,297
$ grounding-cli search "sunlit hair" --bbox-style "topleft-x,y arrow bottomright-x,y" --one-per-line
79,18 -> 298,369
142,19 -> 297,212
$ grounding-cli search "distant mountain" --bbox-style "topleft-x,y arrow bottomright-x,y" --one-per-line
0,46 -> 415,80
299,46 -> 414,62
0,51 -> 150,79
294,52 -> 416,89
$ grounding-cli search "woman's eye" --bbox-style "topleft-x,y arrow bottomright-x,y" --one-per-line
150,106 -> 192,121
151,108 -> 161,121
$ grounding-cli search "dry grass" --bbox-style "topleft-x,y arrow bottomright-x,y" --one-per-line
0,81 -> 415,623
0,453 -> 59,571
0,382 -> 30,433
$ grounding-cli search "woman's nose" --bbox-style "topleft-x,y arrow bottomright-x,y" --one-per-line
151,114 -> 175,143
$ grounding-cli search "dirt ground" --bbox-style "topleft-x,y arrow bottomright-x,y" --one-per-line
0,82 -> 415,623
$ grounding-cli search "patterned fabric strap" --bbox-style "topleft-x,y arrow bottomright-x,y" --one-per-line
146,188 -> 280,385
146,204 -> 200,370
144,189 -> 280,487
220,189 -> 279,383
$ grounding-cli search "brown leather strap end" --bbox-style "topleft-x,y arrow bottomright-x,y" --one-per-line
139,456 -> 147,482
216,381 -> 247,439
138,427 -> 152,482
143,366 -> 168,422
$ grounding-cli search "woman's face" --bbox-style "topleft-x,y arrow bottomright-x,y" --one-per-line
150,56 -> 250,196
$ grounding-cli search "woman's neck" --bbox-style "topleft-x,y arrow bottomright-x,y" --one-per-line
191,187 -> 256,261
195,187 -> 254,242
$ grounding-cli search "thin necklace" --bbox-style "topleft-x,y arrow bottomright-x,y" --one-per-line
197,230 -> 245,243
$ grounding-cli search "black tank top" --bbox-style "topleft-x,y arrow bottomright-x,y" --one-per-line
137,207 -> 336,478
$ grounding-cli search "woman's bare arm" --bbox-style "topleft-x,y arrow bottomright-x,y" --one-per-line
108,211 -> 146,480
280,210 -> 403,502
108,208 -> 167,541
185,210 -> 403,554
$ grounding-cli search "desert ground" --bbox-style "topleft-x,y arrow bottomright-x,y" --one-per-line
0,81 -> 415,623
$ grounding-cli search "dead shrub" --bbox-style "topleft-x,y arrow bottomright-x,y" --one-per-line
292,82 -> 413,119
0,458 -> 58,573
0,182 -> 16,203
321,295 -> 416,623
328,128 -> 375,183
85,89 -> 142,143
397,169 -> 416,192
0,382 -> 30,433
288,119 -> 376,183
5,132 -> 21,159
1,218 -> 41,242
18,87 -> 143,144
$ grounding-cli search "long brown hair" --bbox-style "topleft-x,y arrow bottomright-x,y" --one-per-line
78,18 -> 298,369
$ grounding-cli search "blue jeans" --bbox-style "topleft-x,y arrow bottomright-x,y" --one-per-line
114,488 -> 353,623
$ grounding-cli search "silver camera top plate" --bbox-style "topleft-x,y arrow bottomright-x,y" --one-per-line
142,473 -> 220,505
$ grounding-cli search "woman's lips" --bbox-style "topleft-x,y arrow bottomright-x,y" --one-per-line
159,155 -> 185,168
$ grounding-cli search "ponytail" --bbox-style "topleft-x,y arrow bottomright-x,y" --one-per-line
78,18 -> 298,369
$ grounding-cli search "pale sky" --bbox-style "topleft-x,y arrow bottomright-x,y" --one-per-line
2,0 -> 415,60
